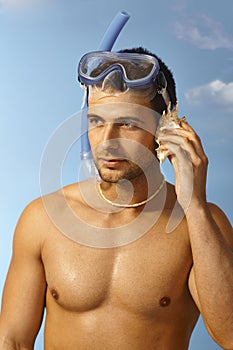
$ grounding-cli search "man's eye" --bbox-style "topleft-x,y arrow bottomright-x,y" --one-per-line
119,120 -> 137,128
88,117 -> 104,127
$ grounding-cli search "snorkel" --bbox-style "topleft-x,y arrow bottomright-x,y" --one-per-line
80,11 -> 130,175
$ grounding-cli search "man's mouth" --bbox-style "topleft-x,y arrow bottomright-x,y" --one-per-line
98,157 -> 126,168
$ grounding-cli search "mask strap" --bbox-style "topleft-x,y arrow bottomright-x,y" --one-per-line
161,89 -> 171,107
155,71 -> 171,109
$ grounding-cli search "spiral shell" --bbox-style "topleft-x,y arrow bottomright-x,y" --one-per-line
155,102 -> 186,162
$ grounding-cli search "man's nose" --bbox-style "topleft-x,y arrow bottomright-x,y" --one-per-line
102,123 -> 119,142
100,123 -> 120,150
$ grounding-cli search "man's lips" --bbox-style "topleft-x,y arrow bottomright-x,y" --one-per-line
98,157 -> 126,167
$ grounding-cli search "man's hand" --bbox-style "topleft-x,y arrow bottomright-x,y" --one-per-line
158,121 -> 208,211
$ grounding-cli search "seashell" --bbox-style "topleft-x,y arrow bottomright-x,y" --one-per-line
155,102 -> 186,162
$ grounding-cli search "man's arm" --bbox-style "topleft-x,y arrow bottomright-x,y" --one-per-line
0,199 -> 47,350
158,121 -> 233,349
187,203 -> 233,349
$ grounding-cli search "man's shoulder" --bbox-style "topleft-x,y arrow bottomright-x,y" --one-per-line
22,179 -> 96,222
14,183 -> 83,247
20,196 -> 47,223
207,202 -> 232,231
29,181 -> 84,212
13,196 -> 53,254
18,183 -> 79,229
207,202 -> 233,248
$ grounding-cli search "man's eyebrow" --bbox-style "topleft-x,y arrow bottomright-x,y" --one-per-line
116,116 -> 144,124
87,114 -> 144,124
87,113 -> 103,120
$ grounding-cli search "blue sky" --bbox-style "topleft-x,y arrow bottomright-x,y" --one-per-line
0,0 -> 232,349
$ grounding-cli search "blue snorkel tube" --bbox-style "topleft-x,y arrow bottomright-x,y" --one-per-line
98,10 -> 130,52
80,11 -> 130,177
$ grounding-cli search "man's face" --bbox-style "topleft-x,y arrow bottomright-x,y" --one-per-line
88,91 -> 161,183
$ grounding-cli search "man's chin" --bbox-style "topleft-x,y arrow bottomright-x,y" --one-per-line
98,169 -> 123,183
97,167 -> 143,183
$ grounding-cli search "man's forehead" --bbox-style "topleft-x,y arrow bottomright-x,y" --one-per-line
88,101 -> 160,122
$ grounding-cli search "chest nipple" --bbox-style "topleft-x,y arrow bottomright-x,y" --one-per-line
159,296 -> 171,307
50,288 -> 59,300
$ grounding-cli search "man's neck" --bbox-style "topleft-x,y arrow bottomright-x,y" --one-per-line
99,162 -> 164,207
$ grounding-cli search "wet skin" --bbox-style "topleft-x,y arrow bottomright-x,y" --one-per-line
42,180 -> 199,350
1,92 -> 232,350
41,94 -> 199,349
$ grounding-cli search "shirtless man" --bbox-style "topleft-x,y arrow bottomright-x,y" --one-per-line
0,48 -> 233,350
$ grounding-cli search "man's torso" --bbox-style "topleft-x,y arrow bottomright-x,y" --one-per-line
40,182 -> 199,349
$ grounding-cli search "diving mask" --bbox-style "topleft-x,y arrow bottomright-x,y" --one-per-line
78,51 -> 170,104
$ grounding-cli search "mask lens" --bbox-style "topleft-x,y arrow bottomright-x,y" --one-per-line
89,58 -> 154,81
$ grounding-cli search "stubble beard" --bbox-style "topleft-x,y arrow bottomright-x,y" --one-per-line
97,163 -> 144,183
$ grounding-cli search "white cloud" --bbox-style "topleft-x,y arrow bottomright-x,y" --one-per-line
185,80 -> 233,111
174,15 -> 233,50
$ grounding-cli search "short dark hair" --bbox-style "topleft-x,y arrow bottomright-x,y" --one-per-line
118,47 -> 177,112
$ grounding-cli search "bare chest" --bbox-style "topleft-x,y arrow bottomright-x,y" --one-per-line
42,221 -> 193,317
